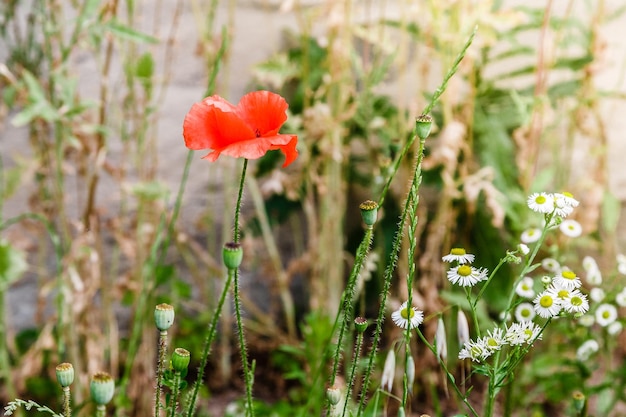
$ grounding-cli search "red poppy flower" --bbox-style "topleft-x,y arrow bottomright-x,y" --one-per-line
183,90 -> 298,167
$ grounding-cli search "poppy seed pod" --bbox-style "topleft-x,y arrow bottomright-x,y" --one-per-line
90,372 -> 115,406
223,242 -> 243,269
359,200 -> 378,227
171,348 -> 191,373
326,385 -> 342,406
416,114 -> 433,140
354,317 -> 369,333
55,363 -> 74,388
154,303 -> 175,331
572,391 -> 586,412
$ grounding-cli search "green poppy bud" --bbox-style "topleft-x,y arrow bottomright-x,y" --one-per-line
359,200 -> 378,227
55,363 -> 74,388
171,348 -> 191,373
416,114 -> 433,140
223,242 -> 243,270
154,303 -> 175,331
90,372 -> 115,406
326,385 -> 341,406
572,391 -> 586,412
354,317 -> 368,333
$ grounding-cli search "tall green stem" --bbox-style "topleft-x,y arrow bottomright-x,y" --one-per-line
233,159 -> 248,243
184,268 -> 234,417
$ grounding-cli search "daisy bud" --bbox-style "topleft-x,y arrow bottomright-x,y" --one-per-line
154,303 -> 175,331
171,348 -> 191,373
435,317 -> 447,362
518,243 -> 530,255
55,363 -> 74,388
326,385 -> 341,406
457,310 -> 470,347
359,200 -> 378,227
90,372 -> 115,406
572,391 -> 586,413
222,242 -> 243,270
405,354 -> 415,394
381,349 -> 396,392
354,317 -> 368,333
416,114 -> 433,140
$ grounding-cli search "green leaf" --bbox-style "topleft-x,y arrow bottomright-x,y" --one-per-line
0,240 -> 27,290
135,52 -> 154,79
104,19 -> 158,44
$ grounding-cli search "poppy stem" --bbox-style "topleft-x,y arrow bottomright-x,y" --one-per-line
233,159 -> 248,243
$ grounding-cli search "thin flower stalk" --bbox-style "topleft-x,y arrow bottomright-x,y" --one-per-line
341,328 -> 366,417
184,271 -> 233,417
376,26 -> 477,209
329,226 -> 374,389
356,183 -> 411,416
233,266 -> 255,417
155,331 -> 167,417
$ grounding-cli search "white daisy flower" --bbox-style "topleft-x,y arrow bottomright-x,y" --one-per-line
559,219 -> 582,238
527,192 -> 555,214
589,287 -> 605,303
442,248 -> 475,264
533,291 -> 562,318
576,339 -> 599,361
619,262 -> 626,276
518,243 -> 530,255
540,275 -> 553,286
482,327 -> 506,352
546,284 -> 571,302
515,302 -> 536,322
541,258 -> 560,272
515,276 -> 535,299
578,314 -> 595,327
446,265 -> 488,287
505,321 -> 542,346
595,303 -> 618,327
618,253 -> 626,264
552,270 -> 582,290
608,321 -> 623,336
521,228 -> 541,244
391,301 -> 424,329
582,256 -> 598,272
458,338 -> 491,362
615,288 -> 626,307
561,290 -> 589,315
554,191 -> 579,208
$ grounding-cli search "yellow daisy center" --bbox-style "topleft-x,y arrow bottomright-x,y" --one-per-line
540,295 -> 553,308
562,270 -> 577,280
451,248 -> 466,256
557,290 -> 569,299
458,265 -> 472,277
535,195 -> 546,204
401,307 -> 415,320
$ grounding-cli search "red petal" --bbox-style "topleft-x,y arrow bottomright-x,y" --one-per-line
183,100 -> 256,153
236,91 -> 289,136
274,135 -> 298,167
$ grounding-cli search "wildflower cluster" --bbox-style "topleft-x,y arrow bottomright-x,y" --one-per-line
457,322 -> 543,362
572,254 -> 626,361
522,192 -> 581,243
